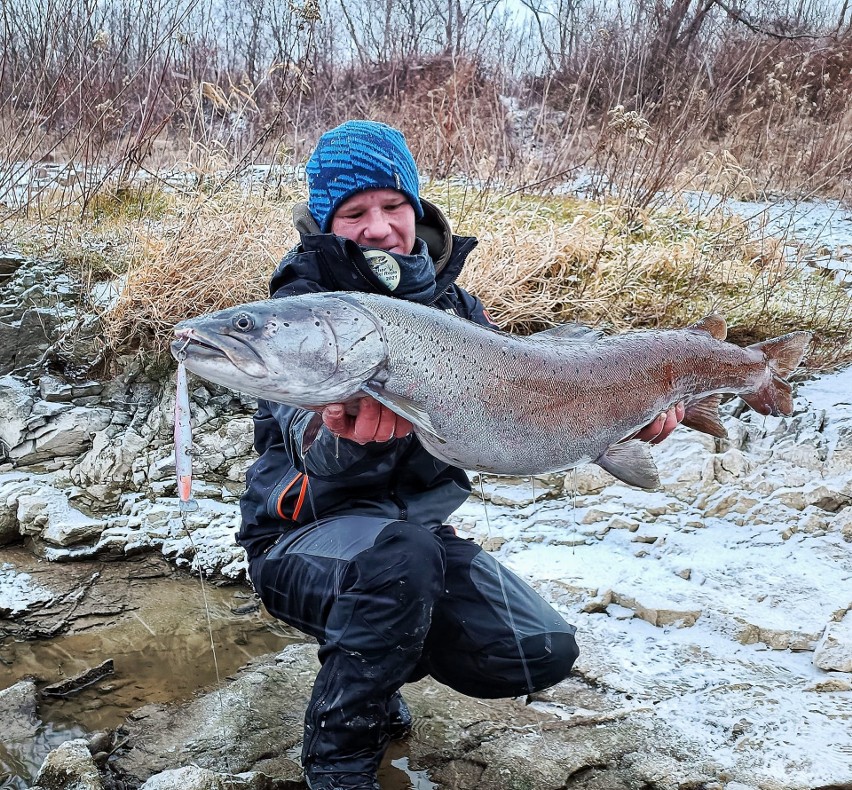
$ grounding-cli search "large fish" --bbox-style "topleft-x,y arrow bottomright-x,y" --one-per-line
171,291 -> 811,489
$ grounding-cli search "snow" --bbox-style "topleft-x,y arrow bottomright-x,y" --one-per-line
455,362 -> 852,787
679,192 -> 852,287
681,193 -> 852,252
0,563 -> 53,616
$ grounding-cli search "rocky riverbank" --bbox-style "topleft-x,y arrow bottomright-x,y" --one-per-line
1,249 -> 851,790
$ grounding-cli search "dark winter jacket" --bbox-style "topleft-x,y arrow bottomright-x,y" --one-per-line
237,199 -> 495,560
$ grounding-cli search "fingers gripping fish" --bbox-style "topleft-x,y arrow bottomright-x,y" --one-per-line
171,292 -> 812,490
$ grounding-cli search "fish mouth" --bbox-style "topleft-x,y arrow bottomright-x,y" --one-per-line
171,327 -> 267,377
172,331 -> 220,357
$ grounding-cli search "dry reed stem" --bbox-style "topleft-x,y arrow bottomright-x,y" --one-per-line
104,191 -> 295,349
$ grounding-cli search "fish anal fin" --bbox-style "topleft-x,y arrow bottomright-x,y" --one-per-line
741,374 -> 793,417
682,394 -> 727,437
595,440 -> 660,489
688,313 -> 727,340
361,382 -> 447,444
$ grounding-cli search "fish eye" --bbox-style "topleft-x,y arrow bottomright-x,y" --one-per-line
232,313 -> 255,332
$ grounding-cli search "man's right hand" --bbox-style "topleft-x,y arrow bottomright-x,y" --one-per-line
321,398 -> 413,444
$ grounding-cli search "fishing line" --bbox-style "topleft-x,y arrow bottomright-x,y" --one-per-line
570,468 -> 578,556
180,514 -> 231,765
173,351 -> 231,771
478,476 -> 555,751
477,476 -> 534,695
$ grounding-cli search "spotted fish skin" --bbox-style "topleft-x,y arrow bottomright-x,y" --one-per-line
172,292 -> 811,489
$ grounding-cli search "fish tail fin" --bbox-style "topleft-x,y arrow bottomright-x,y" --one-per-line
741,331 -> 812,417
682,394 -> 727,437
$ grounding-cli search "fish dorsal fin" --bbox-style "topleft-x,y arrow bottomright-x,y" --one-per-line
688,313 -> 727,340
682,394 -> 727,437
361,382 -> 447,444
595,440 -> 660,489
533,323 -> 602,341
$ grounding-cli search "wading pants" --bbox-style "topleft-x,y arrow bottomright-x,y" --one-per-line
249,516 -> 579,781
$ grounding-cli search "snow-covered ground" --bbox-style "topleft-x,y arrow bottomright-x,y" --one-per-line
1,166 -> 850,786
0,563 -> 53,617
453,364 -> 852,788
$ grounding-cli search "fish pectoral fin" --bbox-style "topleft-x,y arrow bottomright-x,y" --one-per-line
682,394 -> 727,437
361,383 -> 447,444
595,441 -> 660,490
301,412 -> 324,457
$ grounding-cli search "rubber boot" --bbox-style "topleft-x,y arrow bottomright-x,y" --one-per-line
387,691 -> 413,740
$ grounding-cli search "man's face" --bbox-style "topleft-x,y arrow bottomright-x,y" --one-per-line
330,188 -> 416,255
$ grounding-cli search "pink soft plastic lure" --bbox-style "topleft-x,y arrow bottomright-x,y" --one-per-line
174,356 -> 199,512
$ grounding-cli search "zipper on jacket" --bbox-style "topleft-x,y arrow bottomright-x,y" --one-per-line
386,437 -> 421,522
428,237 -> 477,305
389,490 -> 407,521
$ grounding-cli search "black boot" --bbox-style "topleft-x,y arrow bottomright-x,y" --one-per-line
301,523 -> 444,787
387,691 -> 413,740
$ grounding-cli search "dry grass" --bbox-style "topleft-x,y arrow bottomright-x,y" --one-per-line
454,191 -> 850,369
23,178 -> 842,373
103,188 -> 297,350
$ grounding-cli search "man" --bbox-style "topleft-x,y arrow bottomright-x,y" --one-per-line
238,120 -> 683,790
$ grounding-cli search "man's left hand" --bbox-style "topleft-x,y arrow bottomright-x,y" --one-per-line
630,402 -> 685,444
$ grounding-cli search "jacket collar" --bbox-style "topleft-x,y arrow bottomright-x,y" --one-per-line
284,198 -> 477,303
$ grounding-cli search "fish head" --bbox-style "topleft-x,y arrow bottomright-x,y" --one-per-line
171,295 -> 388,407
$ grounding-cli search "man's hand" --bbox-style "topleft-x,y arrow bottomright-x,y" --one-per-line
321,398 -> 413,445
630,402 -> 685,444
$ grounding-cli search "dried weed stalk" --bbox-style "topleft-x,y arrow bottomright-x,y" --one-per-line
104,192 -> 294,350
94,185 -> 851,370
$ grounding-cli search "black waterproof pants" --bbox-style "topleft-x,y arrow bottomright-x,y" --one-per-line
249,516 -> 579,780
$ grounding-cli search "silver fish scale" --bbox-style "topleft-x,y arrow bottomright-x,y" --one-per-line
352,294 -> 770,475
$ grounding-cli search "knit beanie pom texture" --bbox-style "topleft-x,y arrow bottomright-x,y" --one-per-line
306,120 -> 424,232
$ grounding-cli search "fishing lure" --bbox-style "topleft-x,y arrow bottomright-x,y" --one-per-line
173,349 -> 227,754
174,349 -> 199,513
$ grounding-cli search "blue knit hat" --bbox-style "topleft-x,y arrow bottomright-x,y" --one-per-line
306,120 -> 424,232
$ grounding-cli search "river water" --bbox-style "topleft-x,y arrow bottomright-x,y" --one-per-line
0,554 -> 297,788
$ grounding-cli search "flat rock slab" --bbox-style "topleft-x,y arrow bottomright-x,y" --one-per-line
0,547 -> 173,634
112,646 -> 311,785
110,643 -> 718,790
0,679 -> 40,773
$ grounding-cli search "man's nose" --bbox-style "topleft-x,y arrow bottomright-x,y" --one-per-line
362,210 -> 391,239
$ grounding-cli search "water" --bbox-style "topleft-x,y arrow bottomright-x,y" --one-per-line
0,565 -> 436,790
0,573 -> 297,788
